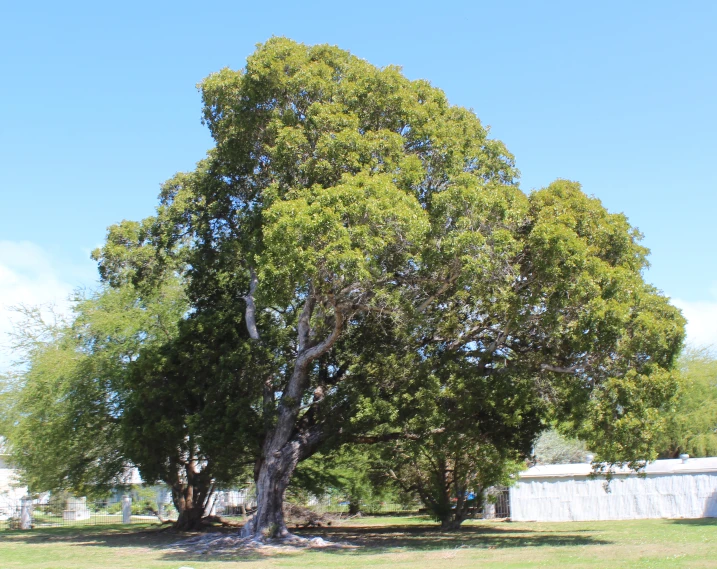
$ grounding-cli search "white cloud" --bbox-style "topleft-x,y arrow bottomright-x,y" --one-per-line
672,293 -> 717,350
0,241 -> 90,372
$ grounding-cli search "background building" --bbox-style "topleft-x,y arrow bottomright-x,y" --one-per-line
510,457 -> 717,522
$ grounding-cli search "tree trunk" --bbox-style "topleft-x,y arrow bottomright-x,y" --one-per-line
422,457 -> 469,531
241,412 -> 324,539
173,499 -> 207,531
241,442 -> 300,539
348,499 -> 360,516
170,464 -> 213,531
439,513 -> 465,530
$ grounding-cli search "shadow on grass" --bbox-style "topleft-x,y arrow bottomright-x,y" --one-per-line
0,521 -> 612,564
0,523 -> 177,548
669,518 -> 717,527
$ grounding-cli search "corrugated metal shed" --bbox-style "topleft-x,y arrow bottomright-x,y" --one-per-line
510,457 -> 717,522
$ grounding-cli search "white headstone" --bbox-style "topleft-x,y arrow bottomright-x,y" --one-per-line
122,494 -> 132,524
20,496 -> 32,529
63,496 -> 91,521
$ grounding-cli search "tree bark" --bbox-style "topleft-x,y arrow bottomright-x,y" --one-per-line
241,444 -> 299,538
170,464 -> 213,531
348,498 -> 360,516
242,423 -> 325,539
173,498 -> 207,531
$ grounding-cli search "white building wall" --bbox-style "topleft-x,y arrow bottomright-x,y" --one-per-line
511,462 -> 717,522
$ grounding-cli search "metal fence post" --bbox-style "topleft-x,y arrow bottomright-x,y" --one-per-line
20,496 -> 32,530
121,494 -> 132,524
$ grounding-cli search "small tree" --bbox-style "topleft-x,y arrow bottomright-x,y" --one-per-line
355,343 -> 540,530
123,306 -> 264,529
3,295 -> 154,497
382,436 -> 522,530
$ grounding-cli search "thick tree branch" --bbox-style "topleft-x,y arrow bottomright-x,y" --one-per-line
416,271 -> 460,313
295,424 -> 326,462
268,303 -> 348,451
263,376 -> 275,428
243,267 -> 260,341
540,364 -> 579,374
297,292 -> 316,353
297,308 -> 345,367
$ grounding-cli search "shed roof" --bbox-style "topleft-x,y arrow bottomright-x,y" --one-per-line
519,457 -> 717,478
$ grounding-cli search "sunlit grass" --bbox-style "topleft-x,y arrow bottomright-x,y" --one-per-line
1,516 -> 716,568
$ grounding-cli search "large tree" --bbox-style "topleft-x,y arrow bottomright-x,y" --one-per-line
94,38 -> 685,539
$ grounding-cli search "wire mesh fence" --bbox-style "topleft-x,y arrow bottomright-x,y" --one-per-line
33,497 -> 166,528
0,504 -> 21,530
0,484 -> 510,530
213,485 -> 421,521
0,488 -> 174,531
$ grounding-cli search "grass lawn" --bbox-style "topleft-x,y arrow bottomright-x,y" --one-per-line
1,515 -> 716,569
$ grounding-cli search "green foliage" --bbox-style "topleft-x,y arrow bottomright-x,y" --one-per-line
575,368 -> 679,470
380,435 -> 524,529
533,429 -> 588,464
358,349 -> 536,528
102,487 -> 161,515
45,491 -> 73,516
261,172 -> 430,303
121,305 -> 263,489
292,446 -> 404,514
657,348 -> 717,458
2,278 -> 259,512
0,284 -> 183,496
130,486 -> 160,515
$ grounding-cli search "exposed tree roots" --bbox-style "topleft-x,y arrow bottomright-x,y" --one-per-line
167,531 -> 350,556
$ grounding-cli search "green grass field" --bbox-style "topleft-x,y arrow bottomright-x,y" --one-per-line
1,516 -> 716,569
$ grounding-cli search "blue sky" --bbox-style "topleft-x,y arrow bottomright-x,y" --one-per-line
1,0 -> 716,362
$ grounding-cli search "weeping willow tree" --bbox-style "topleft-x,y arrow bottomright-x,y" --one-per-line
2,282 -> 262,530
